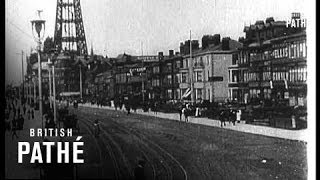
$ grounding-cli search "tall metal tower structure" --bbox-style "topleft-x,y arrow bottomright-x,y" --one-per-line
54,0 -> 88,55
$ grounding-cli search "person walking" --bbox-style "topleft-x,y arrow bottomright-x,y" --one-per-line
154,102 -> 158,115
18,114 -> 24,130
17,107 -> 21,117
182,107 -> 188,122
27,109 -> 31,120
31,108 -> 35,120
93,119 -> 100,137
178,107 -> 182,122
11,117 -> 19,140
219,110 -> 226,127
236,109 -> 242,123
126,103 -> 131,115
12,106 -> 16,120
134,159 -> 146,180
23,105 -> 26,115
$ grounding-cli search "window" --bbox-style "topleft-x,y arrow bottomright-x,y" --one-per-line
175,61 -> 181,68
196,89 -> 203,100
174,74 -> 180,84
153,66 -> 160,73
181,72 -> 188,83
177,89 -> 181,99
167,89 -> 172,99
152,79 -> 160,86
196,71 -> 203,82
182,59 -> 188,68
231,70 -> 238,82
303,41 -> 307,57
232,54 -> 238,65
167,63 -> 172,72
167,75 -> 172,85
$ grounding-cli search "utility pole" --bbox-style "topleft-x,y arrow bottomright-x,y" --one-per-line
21,50 -> 24,103
16,51 -> 24,104
141,42 -> 145,103
80,63 -> 83,99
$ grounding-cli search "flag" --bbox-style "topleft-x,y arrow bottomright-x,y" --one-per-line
181,88 -> 191,99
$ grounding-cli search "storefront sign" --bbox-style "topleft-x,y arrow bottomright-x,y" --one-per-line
137,56 -> 159,62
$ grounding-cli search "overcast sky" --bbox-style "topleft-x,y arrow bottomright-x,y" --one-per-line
6,0 -> 310,86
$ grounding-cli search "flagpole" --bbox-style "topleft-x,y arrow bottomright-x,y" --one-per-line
190,30 -> 194,104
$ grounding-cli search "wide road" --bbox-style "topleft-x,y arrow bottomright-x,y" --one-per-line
71,106 -> 307,180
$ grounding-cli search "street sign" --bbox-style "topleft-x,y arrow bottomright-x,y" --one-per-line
209,76 -> 223,82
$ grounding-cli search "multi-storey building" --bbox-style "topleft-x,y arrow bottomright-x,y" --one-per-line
181,37 -> 242,103
159,50 -> 182,101
230,13 -> 307,107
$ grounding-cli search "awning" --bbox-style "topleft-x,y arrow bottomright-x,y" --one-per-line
181,88 -> 191,99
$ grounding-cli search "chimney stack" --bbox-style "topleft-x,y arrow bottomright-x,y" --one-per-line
169,50 -> 174,57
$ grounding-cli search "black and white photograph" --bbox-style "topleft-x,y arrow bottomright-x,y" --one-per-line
5,0 -> 315,179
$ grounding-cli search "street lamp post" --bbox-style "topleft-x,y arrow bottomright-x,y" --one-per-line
31,11 -> 46,134
33,74 -> 36,105
80,64 -> 83,100
48,59 -> 52,109
47,49 -> 58,128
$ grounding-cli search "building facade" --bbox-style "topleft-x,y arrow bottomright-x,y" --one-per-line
230,13 -> 307,107
181,38 -> 242,103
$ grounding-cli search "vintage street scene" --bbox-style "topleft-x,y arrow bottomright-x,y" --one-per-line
5,0 -> 314,179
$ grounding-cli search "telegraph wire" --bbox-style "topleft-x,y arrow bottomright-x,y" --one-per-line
6,18 -> 34,40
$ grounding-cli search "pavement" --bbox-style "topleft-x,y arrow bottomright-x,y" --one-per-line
5,102 -> 43,179
77,102 -> 308,142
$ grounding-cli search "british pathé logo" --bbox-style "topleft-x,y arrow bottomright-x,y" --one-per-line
286,12 -> 306,28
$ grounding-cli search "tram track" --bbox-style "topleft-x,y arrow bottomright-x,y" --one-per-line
74,108 -> 188,180
79,118 -> 122,179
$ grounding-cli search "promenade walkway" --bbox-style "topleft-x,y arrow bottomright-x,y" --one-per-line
78,102 -> 308,142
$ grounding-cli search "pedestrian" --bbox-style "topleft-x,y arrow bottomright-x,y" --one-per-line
23,105 -> 26,115
93,119 -> 100,137
27,109 -> 31,120
18,114 -> 24,130
13,106 -> 16,119
154,102 -> 158,115
8,104 -> 12,114
5,111 -> 11,132
11,117 -> 19,140
126,103 -> 131,115
236,109 -> 242,123
134,159 -> 146,180
31,109 -> 35,119
17,107 -> 20,117
219,110 -> 226,127
182,107 -> 188,122
231,110 -> 236,125
178,107 -> 182,121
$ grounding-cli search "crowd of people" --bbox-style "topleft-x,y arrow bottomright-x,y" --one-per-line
5,97 -> 35,140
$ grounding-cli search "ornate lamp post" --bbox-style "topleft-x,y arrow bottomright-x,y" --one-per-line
47,58 -> 52,109
31,10 -> 46,133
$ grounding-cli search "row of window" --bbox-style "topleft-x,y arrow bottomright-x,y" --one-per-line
234,67 -> 307,83
115,73 -> 127,83
238,40 -> 307,64
273,41 -> 306,59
